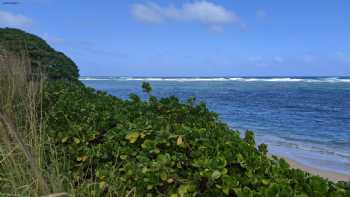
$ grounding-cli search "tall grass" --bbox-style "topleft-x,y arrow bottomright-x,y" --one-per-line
0,46 -> 68,196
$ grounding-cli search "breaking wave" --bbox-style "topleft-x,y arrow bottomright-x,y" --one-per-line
80,76 -> 350,83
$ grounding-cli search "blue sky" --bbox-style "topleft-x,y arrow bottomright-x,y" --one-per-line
1,0 -> 350,76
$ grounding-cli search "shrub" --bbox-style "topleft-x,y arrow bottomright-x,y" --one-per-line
43,81 -> 350,196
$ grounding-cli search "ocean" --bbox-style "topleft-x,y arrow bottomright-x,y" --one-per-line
81,76 -> 350,175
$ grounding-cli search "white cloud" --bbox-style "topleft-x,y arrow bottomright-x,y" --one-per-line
130,1 -> 242,30
0,10 -> 32,28
130,2 -> 164,23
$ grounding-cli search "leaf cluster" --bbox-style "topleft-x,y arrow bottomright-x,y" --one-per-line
43,81 -> 350,196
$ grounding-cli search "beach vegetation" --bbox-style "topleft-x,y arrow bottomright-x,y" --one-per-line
0,28 -> 349,196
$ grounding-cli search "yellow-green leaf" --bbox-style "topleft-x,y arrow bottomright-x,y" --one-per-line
99,181 -> 107,190
154,148 -> 160,154
142,167 -> 148,173
222,187 -> 230,195
211,170 -> 221,180
77,155 -> 88,162
176,136 -> 183,146
61,137 -> 69,143
262,179 -> 270,185
126,132 -> 140,143
120,155 -> 128,160
147,185 -> 153,190
98,175 -> 106,181
160,172 -> 167,181
74,137 -> 80,144
140,132 -> 146,138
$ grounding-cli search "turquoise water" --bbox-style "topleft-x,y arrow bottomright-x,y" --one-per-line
81,77 -> 350,175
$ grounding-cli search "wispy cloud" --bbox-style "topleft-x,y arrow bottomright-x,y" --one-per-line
0,10 -> 32,28
130,1 -> 243,31
130,2 -> 163,23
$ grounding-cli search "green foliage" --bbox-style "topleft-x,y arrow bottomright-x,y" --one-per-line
258,143 -> 268,156
142,81 -> 152,94
43,81 -> 350,196
244,130 -> 255,146
0,28 -> 79,81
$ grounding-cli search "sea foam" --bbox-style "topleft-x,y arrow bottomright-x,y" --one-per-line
80,76 -> 350,83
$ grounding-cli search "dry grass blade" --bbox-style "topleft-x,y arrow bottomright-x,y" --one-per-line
0,112 -> 49,192
40,192 -> 69,197
0,44 -> 51,194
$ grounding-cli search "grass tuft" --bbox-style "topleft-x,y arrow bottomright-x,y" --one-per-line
0,47 -> 68,196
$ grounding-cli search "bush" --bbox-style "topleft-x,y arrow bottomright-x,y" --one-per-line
43,81 -> 350,196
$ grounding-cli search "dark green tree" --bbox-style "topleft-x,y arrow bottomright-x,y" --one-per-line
0,28 -> 79,81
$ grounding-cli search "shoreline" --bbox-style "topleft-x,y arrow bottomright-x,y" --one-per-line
282,156 -> 350,182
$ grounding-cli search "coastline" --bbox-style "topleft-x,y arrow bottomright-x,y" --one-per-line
282,156 -> 350,182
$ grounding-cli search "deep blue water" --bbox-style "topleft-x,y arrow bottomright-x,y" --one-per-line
81,77 -> 350,175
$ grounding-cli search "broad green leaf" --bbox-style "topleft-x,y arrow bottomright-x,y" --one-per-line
160,172 -> 167,181
74,137 -> 80,144
61,137 -> 69,143
211,170 -> 221,180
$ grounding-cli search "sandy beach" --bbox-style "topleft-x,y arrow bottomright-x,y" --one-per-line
283,157 -> 350,182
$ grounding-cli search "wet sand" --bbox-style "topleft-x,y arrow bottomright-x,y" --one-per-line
284,157 -> 350,182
